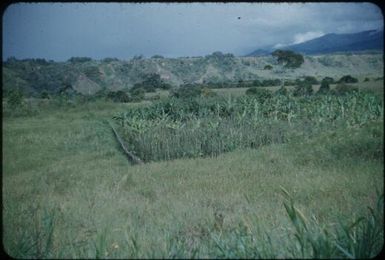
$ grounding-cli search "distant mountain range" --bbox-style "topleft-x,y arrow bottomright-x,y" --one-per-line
247,29 -> 384,56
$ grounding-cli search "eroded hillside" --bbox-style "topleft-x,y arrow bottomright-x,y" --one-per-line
3,52 -> 383,96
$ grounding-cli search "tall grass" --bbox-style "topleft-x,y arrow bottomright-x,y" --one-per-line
8,192 -> 381,258
3,87 -> 383,258
280,187 -> 383,258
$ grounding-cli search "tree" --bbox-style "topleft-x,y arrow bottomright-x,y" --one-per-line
272,49 -> 304,68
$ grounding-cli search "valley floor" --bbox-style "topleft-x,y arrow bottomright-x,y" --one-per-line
3,101 -> 383,258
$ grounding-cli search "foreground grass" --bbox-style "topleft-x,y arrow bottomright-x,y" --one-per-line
3,101 -> 383,258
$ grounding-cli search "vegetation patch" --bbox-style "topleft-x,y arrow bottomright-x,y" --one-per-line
113,91 -> 382,163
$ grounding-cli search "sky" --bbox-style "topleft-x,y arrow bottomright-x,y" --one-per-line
2,2 -> 383,61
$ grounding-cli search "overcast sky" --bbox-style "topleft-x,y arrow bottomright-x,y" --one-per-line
2,2 -> 383,61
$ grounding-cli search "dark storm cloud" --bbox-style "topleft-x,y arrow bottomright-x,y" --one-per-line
2,2 -> 383,61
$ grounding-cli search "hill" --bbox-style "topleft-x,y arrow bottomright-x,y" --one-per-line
2,52 -> 383,96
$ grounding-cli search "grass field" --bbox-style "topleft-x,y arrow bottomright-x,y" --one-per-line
2,86 -> 384,258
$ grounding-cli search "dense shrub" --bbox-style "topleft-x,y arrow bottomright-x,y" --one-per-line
338,75 -> 358,83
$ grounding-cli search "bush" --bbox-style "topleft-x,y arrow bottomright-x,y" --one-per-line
146,94 -> 161,101
364,77 -> 370,82
303,76 -> 319,84
130,87 -> 146,101
7,88 -> 24,109
283,80 -> 296,86
263,79 -> 281,87
338,75 -> 358,84
293,81 -> 313,97
332,83 -> 358,96
107,90 -> 131,103
245,87 -> 273,100
264,65 -> 273,70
